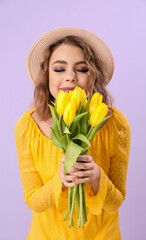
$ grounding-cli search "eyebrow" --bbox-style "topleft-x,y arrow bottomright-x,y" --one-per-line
52,60 -> 86,66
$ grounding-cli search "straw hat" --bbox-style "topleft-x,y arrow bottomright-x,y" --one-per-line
26,26 -> 114,85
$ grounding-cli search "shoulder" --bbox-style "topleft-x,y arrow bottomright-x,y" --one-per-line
15,108 -> 35,134
111,106 -> 131,132
109,106 -> 131,156
110,106 -> 131,143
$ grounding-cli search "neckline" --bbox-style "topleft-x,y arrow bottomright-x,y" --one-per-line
29,108 -> 53,142
28,105 -> 115,142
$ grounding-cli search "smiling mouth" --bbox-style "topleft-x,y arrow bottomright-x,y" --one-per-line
60,87 -> 76,91
61,89 -> 73,92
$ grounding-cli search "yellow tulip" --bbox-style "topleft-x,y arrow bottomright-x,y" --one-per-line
89,92 -> 102,115
69,90 -> 73,98
80,88 -> 87,109
56,91 -> 70,115
70,89 -> 82,111
63,101 -> 76,125
70,87 -> 87,111
73,86 -> 80,91
56,90 -> 63,106
90,103 -> 108,127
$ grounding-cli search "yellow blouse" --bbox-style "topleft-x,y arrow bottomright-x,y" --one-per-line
15,106 -> 131,240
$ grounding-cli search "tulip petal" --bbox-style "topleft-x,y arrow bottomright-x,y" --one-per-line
90,103 -> 108,127
89,92 -> 103,115
63,101 -> 76,125
56,91 -> 70,115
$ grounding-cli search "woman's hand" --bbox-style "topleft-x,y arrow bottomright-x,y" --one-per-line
59,154 -> 100,188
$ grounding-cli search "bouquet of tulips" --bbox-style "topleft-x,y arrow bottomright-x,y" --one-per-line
48,86 -> 111,228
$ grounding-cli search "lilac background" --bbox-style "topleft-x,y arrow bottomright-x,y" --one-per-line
0,0 -> 145,239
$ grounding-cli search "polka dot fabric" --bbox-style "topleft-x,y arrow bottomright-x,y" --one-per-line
15,106 -> 131,240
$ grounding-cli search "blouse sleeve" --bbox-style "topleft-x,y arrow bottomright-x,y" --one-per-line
15,113 -> 68,213
85,113 -> 131,215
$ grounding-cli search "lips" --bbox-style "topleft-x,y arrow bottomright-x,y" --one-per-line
60,87 -> 76,91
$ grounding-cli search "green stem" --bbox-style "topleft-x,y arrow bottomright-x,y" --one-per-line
63,207 -> 69,220
68,187 -> 71,214
70,187 -> 74,226
83,183 -> 87,222
64,187 -> 73,222
79,183 -> 84,228
82,183 -> 85,227
77,188 -> 81,228
82,184 -> 85,224
86,121 -> 90,131
78,207 -> 81,228
69,187 -> 74,226
59,115 -> 63,137
66,123 -> 71,144
69,185 -> 77,227
86,125 -> 93,139
76,185 -> 79,219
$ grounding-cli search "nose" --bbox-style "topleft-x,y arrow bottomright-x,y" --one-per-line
65,70 -> 77,82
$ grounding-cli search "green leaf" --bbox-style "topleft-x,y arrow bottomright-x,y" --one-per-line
64,126 -> 71,134
88,115 -> 111,142
54,107 -> 59,120
77,123 -> 81,145
82,115 -> 112,149
71,133 -> 91,147
84,147 -> 89,154
50,101 -> 56,108
76,93 -> 89,115
68,112 -> 88,133
64,141 -> 84,176
79,105 -> 87,136
85,98 -> 89,112
48,104 -> 61,141
61,117 -> 66,133
85,99 -> 90,122
60,135 -> 68,150
50,127 -> 65,153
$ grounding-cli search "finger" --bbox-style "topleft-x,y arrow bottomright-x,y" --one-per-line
76,177 -> 91,185
74,162 -> 92,170
71,170 -> 92,178
60,164 -> 74,176
60,167 -> 65,174
62,179 -> 76,188
60,155 -> 65,163
77,155 -> 92,162
61,173 -> 76,182
67,166 -> 77,174
61,174 -> 77,187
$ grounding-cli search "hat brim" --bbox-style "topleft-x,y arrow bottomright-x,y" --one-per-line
26,26 -> 114,85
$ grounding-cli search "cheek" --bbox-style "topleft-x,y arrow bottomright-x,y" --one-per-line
48,74 -> 61,99
49,72 -> 58,88
79,75 -> 89,88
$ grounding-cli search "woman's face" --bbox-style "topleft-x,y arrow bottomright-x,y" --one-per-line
48,44 -> 90,100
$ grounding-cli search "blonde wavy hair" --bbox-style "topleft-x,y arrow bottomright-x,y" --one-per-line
29,35 -> 114,122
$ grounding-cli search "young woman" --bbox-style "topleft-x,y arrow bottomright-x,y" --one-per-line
15,27 -> 131,240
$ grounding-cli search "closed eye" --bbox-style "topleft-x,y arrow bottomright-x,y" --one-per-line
54,69 -> 89,73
